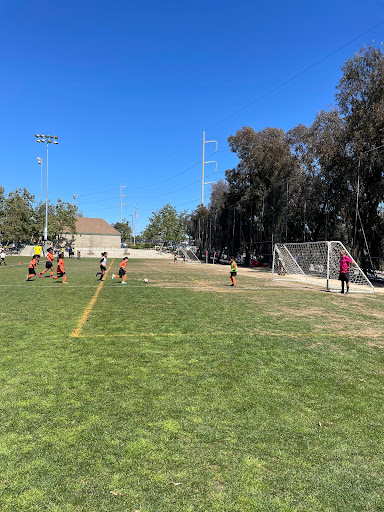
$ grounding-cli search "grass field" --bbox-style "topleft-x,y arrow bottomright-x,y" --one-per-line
0,256 -> 383,511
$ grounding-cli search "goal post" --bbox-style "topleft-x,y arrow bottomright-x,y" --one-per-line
272,241 -> 374,293
181,247 -> 201,264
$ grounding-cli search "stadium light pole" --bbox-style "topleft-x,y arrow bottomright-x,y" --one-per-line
35,134 -> 59,252
36,157 -> 43,203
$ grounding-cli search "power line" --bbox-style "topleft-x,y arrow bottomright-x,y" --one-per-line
213,20 -> 384,127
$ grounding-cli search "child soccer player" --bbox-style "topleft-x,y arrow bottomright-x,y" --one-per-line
53,253 -> 67,284
34,242 -> 43,264
0,249 -> 6,266
229,257 -> 237,287
339,249 -> 353,294
96,252 -> 108,281
39,247 -> 54,278
112,257 -> 128,284
26,255 -> 37,281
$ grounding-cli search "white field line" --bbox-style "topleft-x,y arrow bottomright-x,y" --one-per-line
0,283 -> 290,292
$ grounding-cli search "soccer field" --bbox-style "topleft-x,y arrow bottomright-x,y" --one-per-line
1,257 -> 383,511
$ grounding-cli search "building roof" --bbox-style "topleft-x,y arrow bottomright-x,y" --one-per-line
75,218 -> 121,236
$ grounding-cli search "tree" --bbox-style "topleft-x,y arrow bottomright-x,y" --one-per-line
225,126 -> 297,257
1,188 -> 36,243
112,220 -> 132,243
336,45 -> 384,264
35,199 -> 78,246
143,203 -> 187,243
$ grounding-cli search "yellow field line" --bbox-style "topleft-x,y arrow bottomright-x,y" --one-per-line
71,259 -> 115,338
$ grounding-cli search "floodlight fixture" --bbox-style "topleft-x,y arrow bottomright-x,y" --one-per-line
53,141 -> 58,144
54,136 -> 58,139
35,134 -> 39,138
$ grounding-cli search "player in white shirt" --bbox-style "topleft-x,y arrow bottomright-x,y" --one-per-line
96,252 -> 108,281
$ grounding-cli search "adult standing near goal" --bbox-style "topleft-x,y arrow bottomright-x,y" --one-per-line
339,249 -> 353,294
229,257 -> 237,287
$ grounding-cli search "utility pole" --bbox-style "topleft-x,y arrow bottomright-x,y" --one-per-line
134,202 -> 137,245
201,131 -> 218,205
130,215 -> 134,245
120,183 -> 127,223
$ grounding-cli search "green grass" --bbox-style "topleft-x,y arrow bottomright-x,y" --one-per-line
0,256 -> 383,511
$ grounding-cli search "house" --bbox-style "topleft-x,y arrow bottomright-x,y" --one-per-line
68,218 -> 121,253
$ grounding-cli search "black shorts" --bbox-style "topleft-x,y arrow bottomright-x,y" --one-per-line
100,265 -> 106,272
339,272 -> 350,283
57,271 -> 65,277
29,268 -> 36,275
230,271 -> 237,277
46,261 -> 53,269
119,269 -> 126,277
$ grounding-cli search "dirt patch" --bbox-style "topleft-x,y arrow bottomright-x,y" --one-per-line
366,340 -> 384,348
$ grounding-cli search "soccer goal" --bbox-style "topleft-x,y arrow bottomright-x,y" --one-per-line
181,247 -> 201,264
272,241 -> 374,293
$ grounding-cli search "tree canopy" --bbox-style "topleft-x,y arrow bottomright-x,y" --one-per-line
0,187 -> 78,245
112,220 -> 132,243
188,45 -> 384,270
143,203 -> 187,243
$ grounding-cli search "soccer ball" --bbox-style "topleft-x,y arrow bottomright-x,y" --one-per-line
143,278 -> 149,283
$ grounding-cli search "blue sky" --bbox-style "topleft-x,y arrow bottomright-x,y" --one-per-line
1,1 -> 383,233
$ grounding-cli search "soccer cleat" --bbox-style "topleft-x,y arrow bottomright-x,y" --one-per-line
112,274 -> 115,279
39,273 -> 42,278
26,275 -> 29,281
121,281 -> 127,284
63,282 -> 68,284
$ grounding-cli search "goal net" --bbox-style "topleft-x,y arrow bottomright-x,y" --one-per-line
181,247 -> 201,264
272,241 -> 374,293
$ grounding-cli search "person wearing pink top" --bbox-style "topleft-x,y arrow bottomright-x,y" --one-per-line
339,249 -> 353,294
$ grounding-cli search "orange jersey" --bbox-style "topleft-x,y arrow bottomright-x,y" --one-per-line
120,260 -> 127,270
47,252 -> 54,263
57,258 -> 65,273
29,259 -> 37,269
